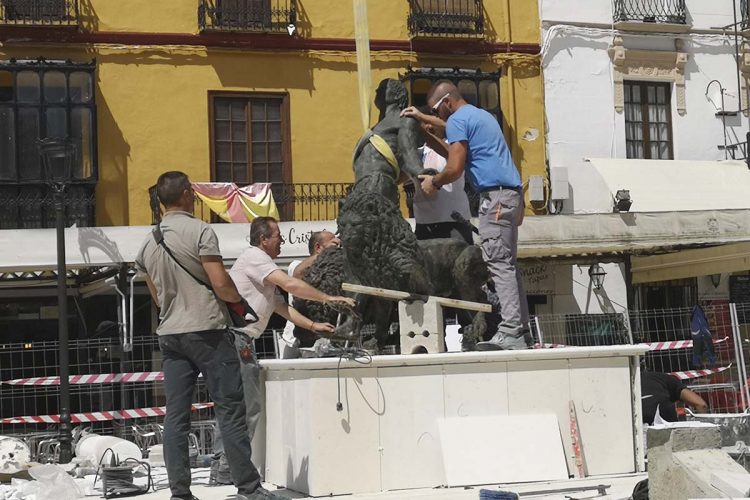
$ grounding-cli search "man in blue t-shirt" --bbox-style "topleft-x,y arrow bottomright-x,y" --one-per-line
402,81 -> 530,350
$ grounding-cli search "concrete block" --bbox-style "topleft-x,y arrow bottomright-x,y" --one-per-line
647,424 -> 721,452
710,470 -> 750,497
648,423 -> 750,500
398,298 -> 444,354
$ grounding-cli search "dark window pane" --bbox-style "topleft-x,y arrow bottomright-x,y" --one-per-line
253,164 -> 268,182
232,163 -> 247,183
215,121 -> 230,140
71,107 -> 93,179
632,84 -> 641,102
45,107 -> 67,137
0,106 -> 15,180
43,71 -> 66,103
252,144 -> 266,162
232,143 -> 247,162
230,102 -> 245,120
216,161 -> 232,181
268,142 -> 281,162
251,100 -> 266,119
251,122 -> 266,141
18,107 -> 40,180
69,72 -> 92,103
216,142 -> 231,161
17,71 -> 40,102
268,122 -> 281,141
231,121 -> 245,141
0,71 -> 13,102
478,80 -> 499,110
215,100 -> 230,120
266,102 -> 280,120
458,79 -> 477,105
268,163 -> 283,183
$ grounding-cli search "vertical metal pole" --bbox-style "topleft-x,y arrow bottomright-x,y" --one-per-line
730,303 -> 750,412
55,188 -> 72,463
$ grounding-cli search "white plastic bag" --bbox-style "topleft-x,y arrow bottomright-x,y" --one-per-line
27,464 -> 84,500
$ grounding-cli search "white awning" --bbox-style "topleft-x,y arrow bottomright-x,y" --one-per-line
587,158 -> 750,212
3,209 -> 750,274
631,242 -> 750,283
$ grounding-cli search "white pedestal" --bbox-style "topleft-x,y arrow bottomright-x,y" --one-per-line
261,346 -> 647,497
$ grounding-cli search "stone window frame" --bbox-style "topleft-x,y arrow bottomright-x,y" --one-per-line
608,36 -> 689,116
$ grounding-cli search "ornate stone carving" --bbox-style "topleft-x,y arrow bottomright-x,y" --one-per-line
608,36 -> 689,115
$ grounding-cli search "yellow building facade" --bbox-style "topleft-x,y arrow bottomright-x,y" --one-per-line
0,0 -> 545,227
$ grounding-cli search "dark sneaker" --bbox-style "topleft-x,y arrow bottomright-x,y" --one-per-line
476,332 -> 529,351
237,486 -> 291,500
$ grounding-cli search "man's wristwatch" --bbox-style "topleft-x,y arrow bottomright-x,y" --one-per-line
430,176 -> 442,190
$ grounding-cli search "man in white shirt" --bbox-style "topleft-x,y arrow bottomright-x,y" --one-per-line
280,230 -> 340,357
225,217 -> 354,444
411,121 -> 473,244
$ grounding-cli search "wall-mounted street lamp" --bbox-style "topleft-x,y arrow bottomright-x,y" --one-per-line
710,273 -> 722,288
589,264 -> 607,290
614,189 -> 632,213
38,137 -> 77,464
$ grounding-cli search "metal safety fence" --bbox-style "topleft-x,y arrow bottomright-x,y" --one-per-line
2,304 -> 750,462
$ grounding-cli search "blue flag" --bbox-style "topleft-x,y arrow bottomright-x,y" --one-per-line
690,305 -> 716,368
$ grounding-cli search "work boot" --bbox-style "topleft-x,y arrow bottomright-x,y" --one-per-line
476,331 -> 529,351
237,486 -> 291,500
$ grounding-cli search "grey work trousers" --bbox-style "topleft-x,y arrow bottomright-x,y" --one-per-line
158,330 -> 261,498
477,188 -> 529,337
214,332 -> 262,453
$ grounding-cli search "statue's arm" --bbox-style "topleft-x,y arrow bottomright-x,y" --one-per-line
398,117 -> 425,178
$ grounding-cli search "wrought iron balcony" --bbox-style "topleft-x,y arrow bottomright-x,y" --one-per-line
0,185 -> 95,229
198,0 -> 296,33
0,0 -> 78,26
407,0 -> 484,37
613,0 -> 687,25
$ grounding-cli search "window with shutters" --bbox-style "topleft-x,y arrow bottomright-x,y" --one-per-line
209,92 -> 291,218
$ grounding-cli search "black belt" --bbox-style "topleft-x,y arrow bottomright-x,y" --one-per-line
478,185 -> 521,193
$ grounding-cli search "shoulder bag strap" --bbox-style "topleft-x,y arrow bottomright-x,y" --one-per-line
152,223 -> 213,292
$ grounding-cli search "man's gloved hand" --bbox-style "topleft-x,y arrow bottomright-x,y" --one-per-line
227,298 -> 259,326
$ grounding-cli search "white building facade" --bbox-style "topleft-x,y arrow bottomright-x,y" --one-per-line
533,0 -> 750,319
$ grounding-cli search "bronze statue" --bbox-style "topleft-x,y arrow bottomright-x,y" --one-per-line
352,78 -> 425,205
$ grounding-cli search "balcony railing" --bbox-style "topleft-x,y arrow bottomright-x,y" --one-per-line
151,183 -> 353,224
0,0 -> 78,26
0,185 -> 95,229
613,0 -> 687,24
407,0 -> 484,37
743,0 -> 749,30
198,0 -> 296,33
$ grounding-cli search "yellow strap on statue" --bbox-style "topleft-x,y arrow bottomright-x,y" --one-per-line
368,134 -> 400,179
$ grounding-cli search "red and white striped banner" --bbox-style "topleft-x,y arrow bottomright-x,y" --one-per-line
533,336 -> 730,351
642,336 -> 729,352
670,364 -> 731,381
535,343 -> 567,349
1,371 -> 188,386
0,403 -> 214,425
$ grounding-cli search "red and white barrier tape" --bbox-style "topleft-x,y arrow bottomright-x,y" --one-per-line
0,403 -> 214,424
670,364 -> 731,380
2,371 -> 179,386
643,336 -> 728,352
534,336 -> 730,351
